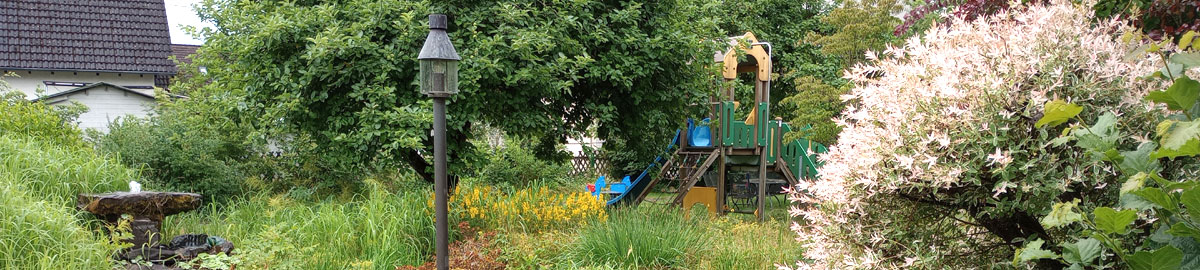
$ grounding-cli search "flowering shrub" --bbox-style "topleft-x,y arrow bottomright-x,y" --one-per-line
431,185 -> 606,232
786,1 -> 1166,268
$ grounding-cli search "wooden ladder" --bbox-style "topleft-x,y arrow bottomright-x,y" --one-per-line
634,149 -> 719,205
670,149 -> 720,205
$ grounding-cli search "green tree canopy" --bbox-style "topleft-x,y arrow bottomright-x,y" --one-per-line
780,0 -> 904,145
190,0 -> 746,184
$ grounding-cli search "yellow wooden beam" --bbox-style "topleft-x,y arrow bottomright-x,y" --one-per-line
721,32 -> 772,81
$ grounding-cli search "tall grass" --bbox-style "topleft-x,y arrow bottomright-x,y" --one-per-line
0,135 -> 133,269
0,135 -> 131,206
698,217 -> 806,269
163,180 -> 436,270
571,206 -> 710,268
0,183 -> 115,269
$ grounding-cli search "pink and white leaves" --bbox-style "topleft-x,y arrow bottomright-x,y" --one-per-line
782,1 -> 1162,269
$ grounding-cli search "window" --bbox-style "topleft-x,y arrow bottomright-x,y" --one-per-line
43,81 -> 87,87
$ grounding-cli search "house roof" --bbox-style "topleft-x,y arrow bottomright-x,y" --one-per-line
0,0 -> 176,74
170,44 -> 199,65
37,82 -> 156,102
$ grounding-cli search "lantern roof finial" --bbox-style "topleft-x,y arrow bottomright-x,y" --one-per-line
418,14 -> 460,61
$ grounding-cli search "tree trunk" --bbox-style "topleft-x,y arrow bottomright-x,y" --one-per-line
405,122 -> 470,190
974,209 -> 1065,269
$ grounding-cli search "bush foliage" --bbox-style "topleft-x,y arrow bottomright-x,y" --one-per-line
95,92 -> 262,202
0,77 -> 87,148
1010,32 -> 1200,269
474,141 -> 571,188
787,2 -> 1166,268
446,183 -> 606,233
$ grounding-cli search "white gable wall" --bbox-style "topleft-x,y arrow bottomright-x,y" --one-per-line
44,85 -> 156,133
3,70 -> 157,98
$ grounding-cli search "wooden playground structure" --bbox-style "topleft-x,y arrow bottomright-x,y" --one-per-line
592,32 -> 827,221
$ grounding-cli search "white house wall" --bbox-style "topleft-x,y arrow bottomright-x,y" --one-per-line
44,85 -> 156,133
2,70 -> 157,98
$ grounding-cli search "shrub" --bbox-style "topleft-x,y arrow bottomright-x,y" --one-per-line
571,206 -> 709,268
1009,32 -> 1200,269
780,76 -> 847,145
445,183 -> 606,233
0,79 -> 86,149
95,93 -> 262,202
787,2 -> 1164,268
475,141 -> 572,188
162,180 -> 435,270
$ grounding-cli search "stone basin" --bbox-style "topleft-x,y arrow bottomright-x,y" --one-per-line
77,192 -> 202,247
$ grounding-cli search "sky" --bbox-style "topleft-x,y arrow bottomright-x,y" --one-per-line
165,0 -> 213,45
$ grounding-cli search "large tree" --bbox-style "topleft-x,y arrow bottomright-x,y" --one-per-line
189,0 -> 735,184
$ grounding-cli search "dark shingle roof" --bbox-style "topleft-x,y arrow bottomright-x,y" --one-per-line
170,44 -> 199,65
0,0 -> 175,74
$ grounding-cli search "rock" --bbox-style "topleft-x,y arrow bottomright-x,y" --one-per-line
166,234 -> 209,250
77,192 -> 201,247
208,236 -> 235,254
174,246 -> 209,261
121,247 -> 176,262
123,264 -> 174,270
77,192 -> 202,222
128,218 -> 162,248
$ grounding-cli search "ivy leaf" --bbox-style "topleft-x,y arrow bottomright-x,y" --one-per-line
1152,120 -> 1200,159
1170,234 -> 1200,269
1180,32 -> 1198,51
1128,246 -> 1183,270
1121,142 -> 1162,174
1171,53 -> 1200,71
1061,238 -> 1103,265
1042,200 -> 1082,228
1073,112 -> 1120,152
1122,173 -> 1150,195
1094,207 -> 1138,235
1159,63 -> 1187,80
1050,135 -> 1075,146
1170,223 -> 1200,241
1015,239 -> 1059,262
1122,193 -> 1159,211
1036,99 -> 1083,128
1182,188 -> 1200,223
1146,76 -> 1200,111
1132,187 -> 1179,212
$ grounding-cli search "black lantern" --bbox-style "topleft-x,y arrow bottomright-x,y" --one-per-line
418,14 -> 460,97
419,13 -> 459,270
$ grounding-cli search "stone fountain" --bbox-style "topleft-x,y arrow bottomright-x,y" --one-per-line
77,186 -> 233,268
77,191 -> 202,247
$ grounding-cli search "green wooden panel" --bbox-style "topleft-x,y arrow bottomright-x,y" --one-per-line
766,120 -> 780,164
757,102 -> 769,146
786,141 -> 802,179
722,102 -> 734,146
735,123 -> 750,148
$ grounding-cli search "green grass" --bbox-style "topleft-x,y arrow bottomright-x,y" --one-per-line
696,216 -> 805,269
0,182 -> 116,269
0,135 -> 134,269
0,135 -> 131,206
499,197 -> 804,270
162,180 -> 437,270
570,206 -> 711,268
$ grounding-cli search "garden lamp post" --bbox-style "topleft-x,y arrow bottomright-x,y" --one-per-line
418,13 -> 460,270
